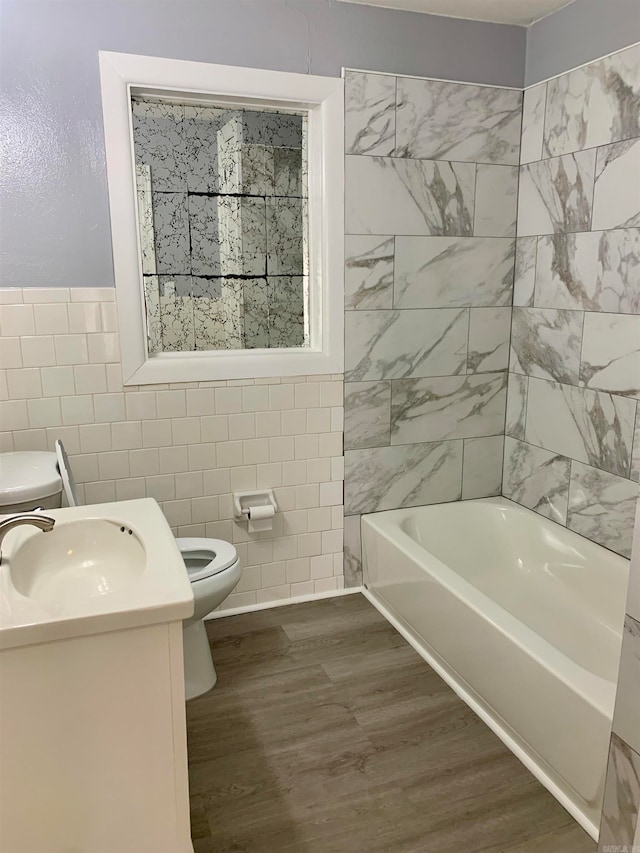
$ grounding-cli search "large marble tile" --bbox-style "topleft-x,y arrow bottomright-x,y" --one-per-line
520,83 -> 546,165
633,402 -> 640,483
152,191 -> 190,274
345,71 -> 396,156
395,78 -> 522,164
580,313 -> 640,399
131,100 -> 187,193
525,377 -> 636,478
343,515 -> 363,588
467,307 -> 511,373
345,236 -> 394,310
390,373 -> 506,444
344,441 -> 462,514
567,461 -> 637,557
344,380 -> 391,451
345,155 -> 475,237
534,229 -> 640,314
599,734 -> 640,849
473,164 -> 518,238
505,373 -> 528,440
592,138 -> 640,231
613,616 -> 640,754
510,307 -> 583,384
462,435 -> 504,499
393,236 -> 514,309
517,149 -> 596,237
502,436 -> 570,524
543,43 -> 640,158
344,308 -> 468,382
192,277 -> 243,351
513,236 -> 537,307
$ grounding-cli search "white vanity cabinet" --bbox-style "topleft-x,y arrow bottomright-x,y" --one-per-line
0,499 -> 194,853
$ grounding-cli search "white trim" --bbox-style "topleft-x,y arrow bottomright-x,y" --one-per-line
362,587 -> 599,841
99,51 -> 344,384
524,39 -> 640,90
204,586 -> 364,619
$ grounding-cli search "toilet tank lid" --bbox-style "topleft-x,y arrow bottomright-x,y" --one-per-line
0,451 -> 62,505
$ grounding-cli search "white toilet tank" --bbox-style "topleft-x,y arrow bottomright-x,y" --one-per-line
0,451 -> 63,514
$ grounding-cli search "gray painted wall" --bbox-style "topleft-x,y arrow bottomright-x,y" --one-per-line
526,0 -> 640,86
0,0 -> 524,289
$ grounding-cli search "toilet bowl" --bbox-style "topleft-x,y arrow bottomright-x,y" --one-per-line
53,440 -> 242,700
0,442 -> 241,701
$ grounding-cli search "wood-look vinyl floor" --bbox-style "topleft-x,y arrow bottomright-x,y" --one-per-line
187,594 -> 596,853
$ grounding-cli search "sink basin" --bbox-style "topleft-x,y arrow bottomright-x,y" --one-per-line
9,519 -> 146,603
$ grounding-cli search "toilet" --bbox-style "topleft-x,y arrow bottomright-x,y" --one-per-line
0,443 -> 241,700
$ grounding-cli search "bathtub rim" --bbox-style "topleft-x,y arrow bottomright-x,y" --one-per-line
361,585 -> 600,841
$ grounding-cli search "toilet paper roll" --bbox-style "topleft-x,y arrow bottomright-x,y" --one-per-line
247,504 -> 275,533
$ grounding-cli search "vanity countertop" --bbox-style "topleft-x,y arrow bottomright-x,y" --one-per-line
0,498 -> 193,650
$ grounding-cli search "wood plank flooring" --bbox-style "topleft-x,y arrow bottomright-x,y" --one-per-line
187,594 -> 596,853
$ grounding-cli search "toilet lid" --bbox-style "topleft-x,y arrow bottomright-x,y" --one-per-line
0,451 -> 62,506
176,538 -> 239,581
55,440 -> 80,507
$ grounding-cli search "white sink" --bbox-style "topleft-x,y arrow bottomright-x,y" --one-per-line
9,519 -> 146,603
0,499 -> 194,650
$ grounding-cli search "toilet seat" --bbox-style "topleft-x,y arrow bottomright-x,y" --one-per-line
177,538 -> 239,581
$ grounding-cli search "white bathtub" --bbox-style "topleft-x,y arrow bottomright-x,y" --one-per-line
361,496 -> 629,839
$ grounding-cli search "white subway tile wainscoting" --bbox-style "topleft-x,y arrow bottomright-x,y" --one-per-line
0,287 -> 345,609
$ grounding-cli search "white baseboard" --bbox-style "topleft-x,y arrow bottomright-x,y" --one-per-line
204,586 -> 364,620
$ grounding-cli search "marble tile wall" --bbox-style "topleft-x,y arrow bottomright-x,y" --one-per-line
505,42 -> 640,563
343,70 -> 521,585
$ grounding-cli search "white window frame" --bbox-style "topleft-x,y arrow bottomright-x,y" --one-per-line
99,51 -> 344,384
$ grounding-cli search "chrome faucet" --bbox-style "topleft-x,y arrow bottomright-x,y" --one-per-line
0,513 -> 56,558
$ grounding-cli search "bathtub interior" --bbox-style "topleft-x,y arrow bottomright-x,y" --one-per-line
395,498 -> 629,682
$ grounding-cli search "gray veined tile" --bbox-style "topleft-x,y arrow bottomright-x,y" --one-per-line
345,71 -> 396,156
345,236 -> 394,310
613,616 -> 640,754
513,237 -> 537,307
344,308 -> 468,382
240,144 -> 275,197
344,380 -> 391,451
158,279 -> 195,352
505,373 -> 528,440
633,402 -> 640,483
345,155 -> 475,237
592,138 -> 640,231
543,43 -> 640,159
534,229 -> 640,314
462,436 -> 504,499
189,195 -> 266,277
390,373 -> 506,444
502,436 -> 570,524
393,237 -> 514,309
517,149 -> 596,237
192,277 -> 244,351
152,191 -> 190,275
579,313 -> 640,399
473,164 -> 518,237
183,105 -> 241,193
274,147 -> 303,198
520,83 -> 546,165
343,515 -> 363,588
131,100 -> 187,193
344,441 -> 462,514
395,77 -> 522,165
510,307 -> 583,384
266,197 -> 304,276
525,376 -> 636,478
567,461 -> 638,558
599,734 -> 640,849
467,307 -> 511,373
